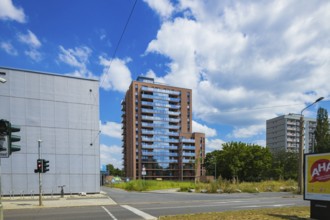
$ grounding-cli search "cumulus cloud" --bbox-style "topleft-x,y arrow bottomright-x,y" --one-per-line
99,56 -> 132,92
192,120 -> 217,137
0,0 -> 26,23
100,144 -> 122,169
0,41 -> 18,55
206,138 -> 226,152
17,30 -> 43,61
144,0 -> 330,139
100,121 -> 122,139
143,0 -> 175,19
58,45 -> 96,79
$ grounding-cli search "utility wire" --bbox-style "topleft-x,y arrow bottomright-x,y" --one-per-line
100,0 -> 138,88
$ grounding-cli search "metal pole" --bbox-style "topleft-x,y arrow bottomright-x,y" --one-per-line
298,116 -> 304,194
298,97 -> 324,195
214,158 -> 217,181
0,158 -> 3,220
38,140 -> 42,206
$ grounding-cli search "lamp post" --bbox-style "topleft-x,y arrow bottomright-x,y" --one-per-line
0,77 -> 6,220
298,97 -> 324,194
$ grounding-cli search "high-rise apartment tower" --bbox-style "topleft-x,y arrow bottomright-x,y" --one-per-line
266,114 -> 316,153
122,76 -> 205,180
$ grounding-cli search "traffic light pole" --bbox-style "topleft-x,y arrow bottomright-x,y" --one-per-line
38,140 -> 43,206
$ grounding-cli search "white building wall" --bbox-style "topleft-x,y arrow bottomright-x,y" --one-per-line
0,67 -> 100,195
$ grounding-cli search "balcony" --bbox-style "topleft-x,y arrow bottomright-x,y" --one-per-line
141,130 -> 179,136
141,115 -> 180,123
182,145 -> 195,150
142,136 -> 180,143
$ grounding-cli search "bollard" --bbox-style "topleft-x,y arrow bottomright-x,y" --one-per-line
58,185 -> 65,198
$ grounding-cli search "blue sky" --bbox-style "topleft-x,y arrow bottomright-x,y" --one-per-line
1,0 -> 330,169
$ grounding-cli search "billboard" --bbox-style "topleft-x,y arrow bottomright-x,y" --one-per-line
304,152 -> 330,201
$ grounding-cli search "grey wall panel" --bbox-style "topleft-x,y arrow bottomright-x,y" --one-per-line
41,100 -> 55,127
55,174 -> 70,191
83,175 -> 97,192
2,174 -> 12,194
10,71 -> 26,98
54,102 -> 68,128
42,174 -> 57,193
11,174 -> 28,195
70,155 -> 82,174
2,157 -> 12,173
25,127 -> 41,154
10,97 -> 26,125
41,128 -> 56,154
27,173 -> 39,195
25,73 -> 40,100
68,103 -> 82,129
11,153 -> 27,174
69,129 -> 82,154
26,99 -> 41,126
0,96 -> 10,119
40,74 -> 54,101
55,154 -> 69,174
69,174 -> 83,192
83,155 -> 96,174
82,130 -> 95,155
54,77 -> 69,102
55,128 -> 69,154
26,153 -> 38,174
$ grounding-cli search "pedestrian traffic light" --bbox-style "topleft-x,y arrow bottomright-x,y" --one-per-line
35,159 -> 43,173
8,122 -> 21,155
42,159 -> 49,173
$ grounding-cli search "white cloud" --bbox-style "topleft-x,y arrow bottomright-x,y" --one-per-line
0,41 -> 17,55
17,30 -> 43,61
99,57 -> 132,92
229,125 -> 264,139
145,0 -> 330,139
17,30 -> 41,48
192,120 -> 217,137
143,0 -> 175,19
0,0 -> 26,23
100,144 -> 122,169
100,121 -> 122,139
58,45 -> 96,79
206,138 -> 226,152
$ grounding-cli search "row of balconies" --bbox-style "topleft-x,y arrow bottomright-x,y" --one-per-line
141,115 -> 181,123
141,101 -> 180,109
141,122 -> 180,129
141,108 -> 180,116
141,129 -> 179,136
141,86 -> 181,95
141,94 -> 181,102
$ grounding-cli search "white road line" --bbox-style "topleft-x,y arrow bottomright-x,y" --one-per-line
102,206 -> 118,220
121,205 -> 157,220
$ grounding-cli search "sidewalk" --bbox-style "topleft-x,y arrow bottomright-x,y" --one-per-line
2,192 -> 117,210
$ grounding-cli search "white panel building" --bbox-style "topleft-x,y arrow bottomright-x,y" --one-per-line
0,67 -> 100,195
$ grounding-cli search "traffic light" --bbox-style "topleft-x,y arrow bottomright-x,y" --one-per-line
35,159 -> 43,173
42,159 -> 49,173
0,119 -> 9,152
8,122 -> 21,155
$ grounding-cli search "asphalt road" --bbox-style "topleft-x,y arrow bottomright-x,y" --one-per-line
4,187 -> 310,220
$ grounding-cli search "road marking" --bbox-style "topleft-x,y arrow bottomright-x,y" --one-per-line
121,205 -> 157,220
102,206 -> 118,220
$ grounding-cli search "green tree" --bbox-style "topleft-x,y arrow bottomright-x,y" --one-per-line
206,142 -> 273,182
270,149 -> 298,180
314,107 -> 330,153
106,164 -> 124,176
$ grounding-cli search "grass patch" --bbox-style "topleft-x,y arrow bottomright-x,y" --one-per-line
109,179 -> 297,193
159,206 -> 310,220
112,180 -> 195,191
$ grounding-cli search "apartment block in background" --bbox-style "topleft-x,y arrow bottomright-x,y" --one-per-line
122,76 -> 205,181
266,113 -> 316,153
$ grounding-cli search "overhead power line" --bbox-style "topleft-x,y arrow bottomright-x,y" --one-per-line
100,0 -> 138,88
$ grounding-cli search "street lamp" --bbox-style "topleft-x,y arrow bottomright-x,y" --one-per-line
298,96 -> 324,194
